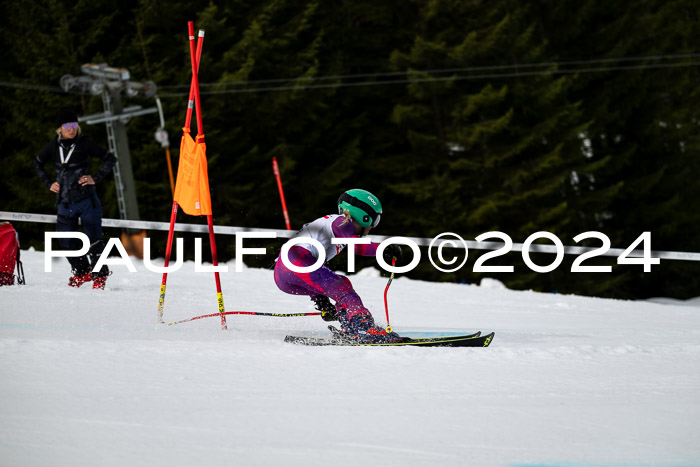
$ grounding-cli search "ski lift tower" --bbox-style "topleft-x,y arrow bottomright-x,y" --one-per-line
59,64 -> 157,232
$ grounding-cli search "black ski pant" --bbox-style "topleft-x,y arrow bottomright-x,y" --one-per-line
56,194 -> 109,278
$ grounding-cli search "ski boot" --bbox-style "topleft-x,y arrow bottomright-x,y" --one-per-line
342,313 -> 404,343
91,263 -> 111,290
67,255 -> 91,287
68,273 -> 92,288
312,295 -> 338,322
92,270 -> 112,290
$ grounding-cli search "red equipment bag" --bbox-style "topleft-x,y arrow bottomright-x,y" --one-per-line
0,222 -> 25,286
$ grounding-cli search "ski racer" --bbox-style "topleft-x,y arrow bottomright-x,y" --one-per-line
274,188 -> 403,343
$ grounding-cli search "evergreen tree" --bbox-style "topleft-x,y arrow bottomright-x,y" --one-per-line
387,0 -> 589,290
538,0 -> 700,297
193,0 -> 411,233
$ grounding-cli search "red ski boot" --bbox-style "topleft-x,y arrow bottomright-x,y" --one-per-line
92,275 -> 107,290
68,273 -> 92,288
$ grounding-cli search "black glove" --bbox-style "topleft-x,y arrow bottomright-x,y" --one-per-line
312,295 -> 338,322
382,244 -> 403,265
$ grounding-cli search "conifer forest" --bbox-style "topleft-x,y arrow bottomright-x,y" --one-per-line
1,0 -> 698,299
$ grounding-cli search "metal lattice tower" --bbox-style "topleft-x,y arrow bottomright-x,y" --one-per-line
100,90 -> 128,220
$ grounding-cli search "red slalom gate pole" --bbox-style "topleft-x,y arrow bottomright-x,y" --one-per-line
188,22 -> 205,140
157,201 -> 179,323
188,21 -> 227,330
157,26 -> 205,324
383,257 -> 397,332
184,28 -> 204,131
206,214 -> 226,329
272,156 -> 292,230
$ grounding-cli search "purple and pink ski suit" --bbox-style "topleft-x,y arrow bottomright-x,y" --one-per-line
274,214 -> 378,321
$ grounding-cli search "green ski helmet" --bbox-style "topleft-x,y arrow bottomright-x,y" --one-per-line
337,188 -> 382,228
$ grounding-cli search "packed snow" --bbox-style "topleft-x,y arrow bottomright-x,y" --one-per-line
1,248 -> 699,467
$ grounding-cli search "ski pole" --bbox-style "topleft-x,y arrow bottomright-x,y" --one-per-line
383,256 -> 397,332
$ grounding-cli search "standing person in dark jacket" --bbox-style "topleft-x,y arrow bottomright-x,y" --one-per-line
35,107 -> 117,289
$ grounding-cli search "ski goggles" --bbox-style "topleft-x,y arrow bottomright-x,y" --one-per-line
61,122 -> 79,130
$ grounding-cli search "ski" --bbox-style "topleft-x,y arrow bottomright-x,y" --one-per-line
328,325 -> 481,342
284,331 -> 495,347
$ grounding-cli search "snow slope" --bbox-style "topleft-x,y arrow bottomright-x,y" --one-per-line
1,249 -> 699,467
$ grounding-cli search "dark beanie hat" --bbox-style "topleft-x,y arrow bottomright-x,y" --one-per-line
55,107 -> 78,128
